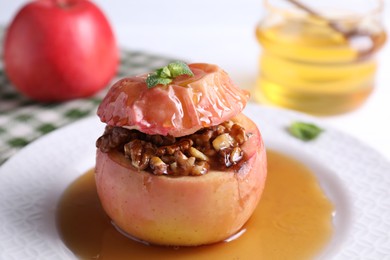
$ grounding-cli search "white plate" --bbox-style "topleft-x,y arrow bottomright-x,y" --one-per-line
1,103 -> 390,260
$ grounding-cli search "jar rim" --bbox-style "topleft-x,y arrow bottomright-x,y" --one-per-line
263,0 -> 384,22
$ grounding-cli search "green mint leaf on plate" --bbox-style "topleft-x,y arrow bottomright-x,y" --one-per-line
288,121 -> 323,141
168,61 -> 194,78
146,61 -> 194,88
146,74 -> 172,89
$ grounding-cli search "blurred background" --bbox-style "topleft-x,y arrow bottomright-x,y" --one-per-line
1,0 -> 265,85
1,0 -> 390,159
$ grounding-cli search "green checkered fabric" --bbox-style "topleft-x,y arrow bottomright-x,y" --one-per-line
0,49 -> 176,165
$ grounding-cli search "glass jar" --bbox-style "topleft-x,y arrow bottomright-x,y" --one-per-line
254,0 -> 386,115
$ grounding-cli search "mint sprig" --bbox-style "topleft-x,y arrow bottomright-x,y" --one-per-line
146,61 -> 194,88
288,121 -> 323,141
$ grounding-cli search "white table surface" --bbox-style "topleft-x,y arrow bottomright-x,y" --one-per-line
2,0 -> 390,161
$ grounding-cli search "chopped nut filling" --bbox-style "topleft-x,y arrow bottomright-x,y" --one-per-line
96,120 -> 248,176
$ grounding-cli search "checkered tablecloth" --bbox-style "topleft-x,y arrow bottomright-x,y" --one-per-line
0,49 -> 176,165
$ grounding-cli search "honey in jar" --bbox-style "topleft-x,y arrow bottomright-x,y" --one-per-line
255,0 -> 386,115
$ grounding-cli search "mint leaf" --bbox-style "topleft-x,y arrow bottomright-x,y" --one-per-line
156,67 -> 171,78
146,74 -> 172,89
288,121 -> 323,141
168,61 -> 194,78
146,61 -> 194,88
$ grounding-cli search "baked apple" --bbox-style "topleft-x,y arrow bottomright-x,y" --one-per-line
95,62 -> 267,246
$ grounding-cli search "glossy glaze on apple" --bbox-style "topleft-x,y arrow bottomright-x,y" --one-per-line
56,150 -> 334,259
97,63 -> 249,137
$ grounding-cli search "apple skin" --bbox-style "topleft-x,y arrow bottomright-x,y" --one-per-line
97,63 -> 250,137
4,0 -> 118,102
95,113 -> 267,246
97,63 -> 249,137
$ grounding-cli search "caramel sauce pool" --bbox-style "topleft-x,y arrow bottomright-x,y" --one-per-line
57,150 -> 334,259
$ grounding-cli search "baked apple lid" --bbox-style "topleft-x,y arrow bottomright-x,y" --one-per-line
97,62 -> 250,137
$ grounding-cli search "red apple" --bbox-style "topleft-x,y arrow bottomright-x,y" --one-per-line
4,0 -> 118,102
95,113 -> 267,246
